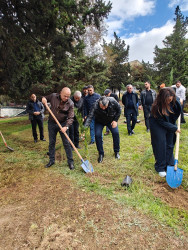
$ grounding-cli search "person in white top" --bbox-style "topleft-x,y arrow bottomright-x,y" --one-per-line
172,80 -> 186,123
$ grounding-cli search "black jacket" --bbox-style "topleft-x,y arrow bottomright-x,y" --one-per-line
122,91 -> 138,116
140,89 -> 156,106
26,100 -> 44,120
149,100 -> 181,132
70,96 -> 84,119
84,97 -> 121,127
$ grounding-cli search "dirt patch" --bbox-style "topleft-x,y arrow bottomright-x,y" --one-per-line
152,182 -> 188,210
0,169 -> 187,250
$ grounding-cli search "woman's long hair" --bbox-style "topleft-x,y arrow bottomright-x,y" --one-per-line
151,87 -> 176,117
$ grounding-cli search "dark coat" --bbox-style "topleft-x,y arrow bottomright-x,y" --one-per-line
70,96 -> 84,119
26,100 -> 44,120
149,100 -> 181,132
122,91 -> 138,116
140,89 -> 157,106
84,97 -> 121,127
110,93 -> 119,102
84,92 -> 101,116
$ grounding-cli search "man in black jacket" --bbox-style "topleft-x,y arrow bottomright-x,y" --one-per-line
140,81 -> 157,132
122,84 -> 139,135
84,96 -> 121,163
26,94 -> 45,143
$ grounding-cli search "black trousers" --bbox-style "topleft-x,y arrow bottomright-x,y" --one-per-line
149,117 -> 174,173
181,100 -> 186,123
126,108 -> 137,134
143,105 -> 152,130
48,121 -> 73,164
69,120 -> 79,147
31,117 -> 44,140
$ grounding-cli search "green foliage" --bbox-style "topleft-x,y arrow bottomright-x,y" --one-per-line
153,6 -> 188,86
0,0 -> 112,100
102,32 -> 130,92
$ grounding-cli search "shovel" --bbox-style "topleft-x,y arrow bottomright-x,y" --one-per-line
0,131 -> 14,152
166,115 -> 183,188
44,103 -> 94,173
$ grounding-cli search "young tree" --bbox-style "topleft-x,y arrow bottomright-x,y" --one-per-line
153,6 -> 188,86
102,32 -> 130,96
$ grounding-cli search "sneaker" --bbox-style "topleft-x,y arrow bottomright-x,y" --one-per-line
159,171 -> 166,177
104,131 -> 110,136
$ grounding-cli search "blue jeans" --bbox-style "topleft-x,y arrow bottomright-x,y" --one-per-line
95,122 -> 120,156
90,118 -> 95,143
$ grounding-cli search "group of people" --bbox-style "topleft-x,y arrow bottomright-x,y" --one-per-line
26,80 -> 186,177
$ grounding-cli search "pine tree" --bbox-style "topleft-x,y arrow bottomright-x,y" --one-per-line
153,6 -> 188,86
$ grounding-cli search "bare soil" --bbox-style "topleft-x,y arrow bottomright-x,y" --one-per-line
0,166 -> 187,250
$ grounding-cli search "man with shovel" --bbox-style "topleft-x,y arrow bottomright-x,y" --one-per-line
84,96 -> 121,163
42,87 -> 75,170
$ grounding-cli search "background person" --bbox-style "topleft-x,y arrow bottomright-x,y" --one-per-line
122,84 -> 139,136
104,89 -> 119,135
69,91 -> 84,149
26,94 -> 45,143
149,87 -> 181,177
84,96 -> 121,163
172,80 -> 186,123
140,81 -> 157,132
42,87 -> 75,170
84,85 -> 100,144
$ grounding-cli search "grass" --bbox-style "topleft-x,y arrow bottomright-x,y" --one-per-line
0,111 -> 188,234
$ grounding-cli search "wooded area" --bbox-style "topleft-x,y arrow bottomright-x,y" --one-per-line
0,1 -> 187,101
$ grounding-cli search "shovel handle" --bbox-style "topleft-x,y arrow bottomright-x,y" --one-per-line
0,131 -> 8,146
44,103 -> 83,161
174,115 -> 181,170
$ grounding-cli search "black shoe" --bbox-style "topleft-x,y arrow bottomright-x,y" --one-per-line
131,130 -> 135,134
89,141 -> 95,145
181,120 -> 186,124
34,139 -> 38,143
136,120 -> 140,123
115,152 -> 120,159
98,154 -> 103,163
124,120 -> 127,123
45,161 -> 55,168
75,145 -> 81,149
128,132 -> 132,136
40,138 -> 46,141
147,129 -> 150,132
68,163 -> 75,170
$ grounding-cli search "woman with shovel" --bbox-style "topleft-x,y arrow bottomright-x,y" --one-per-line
149,87 -> 181,177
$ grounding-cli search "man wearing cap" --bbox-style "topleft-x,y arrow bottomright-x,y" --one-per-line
104,89 -> 119,135
84,96 -> 121,163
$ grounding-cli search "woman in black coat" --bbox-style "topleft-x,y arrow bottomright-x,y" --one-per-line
149,88 -> 181,177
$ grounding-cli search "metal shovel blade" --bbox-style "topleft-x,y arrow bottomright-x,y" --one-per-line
7,146 -> 14,152
81,159 -> 94,173
166,166 -> 183,188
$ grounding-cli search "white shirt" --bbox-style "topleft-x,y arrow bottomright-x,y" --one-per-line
172,85 -> 186,101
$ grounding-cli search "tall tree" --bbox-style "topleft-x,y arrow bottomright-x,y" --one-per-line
0,0 -> 112,100
103,32 -> 130,96
153,6 -> 188,86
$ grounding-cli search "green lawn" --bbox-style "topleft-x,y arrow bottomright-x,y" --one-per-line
0,111 -> 187,234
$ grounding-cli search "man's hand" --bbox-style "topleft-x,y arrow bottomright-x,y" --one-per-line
111,121 -> 117,128
42,97 -> 47,105
138,105 -> 142,110
176,129 -> 181,134
61,127 -> 68,134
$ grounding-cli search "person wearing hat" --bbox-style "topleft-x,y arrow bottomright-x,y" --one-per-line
104,89 -> 119,135
84,96 -> 121,163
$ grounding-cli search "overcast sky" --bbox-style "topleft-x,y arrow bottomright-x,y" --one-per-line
104,0 -> 188,63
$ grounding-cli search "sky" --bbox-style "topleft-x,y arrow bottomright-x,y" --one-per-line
104,0 -> 188,63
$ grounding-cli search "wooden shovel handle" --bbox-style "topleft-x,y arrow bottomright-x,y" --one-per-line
44,103 -> 83,161
174,115 -> 181,170
0,131 -> 7,146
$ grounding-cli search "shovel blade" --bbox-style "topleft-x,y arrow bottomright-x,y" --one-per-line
7,146 -> 14,152
166,165 -> 183,188
81,160 -> 94,173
